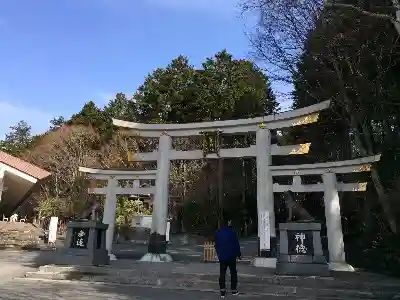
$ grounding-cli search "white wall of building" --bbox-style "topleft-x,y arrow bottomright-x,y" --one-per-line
132,215 -> 152,229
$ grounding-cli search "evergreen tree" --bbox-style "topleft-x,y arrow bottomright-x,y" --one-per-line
0,120 -> 34,156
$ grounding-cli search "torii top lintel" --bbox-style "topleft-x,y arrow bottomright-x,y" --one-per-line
78,167 -> 157,180
113,101 -> 330,137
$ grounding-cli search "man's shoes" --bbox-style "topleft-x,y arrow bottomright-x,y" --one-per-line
232,290 -> 239,296
220,290 -> 226,298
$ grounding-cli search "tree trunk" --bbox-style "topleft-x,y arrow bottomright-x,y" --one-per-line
331,57 -> 398,234
350,110 -> 397,233
392,0 -> 400,34
350,115 -> 397,233
370,168 -> 397,233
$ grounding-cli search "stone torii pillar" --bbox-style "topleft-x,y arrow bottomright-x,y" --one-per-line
323,172 -> 353,271
255,126 -> 276,267
141,133 -> 173,262
102,177 -> 118,260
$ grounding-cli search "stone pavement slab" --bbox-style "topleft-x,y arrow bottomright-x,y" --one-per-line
0,263 -> 36,284
0,279 -> 300,300
0,249 -> 53,266
113,236 -> 259,262
2,278 -> 393,300
2,249 -> 400,299
23,260 -> 400,299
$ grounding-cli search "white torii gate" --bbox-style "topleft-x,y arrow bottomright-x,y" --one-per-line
266,155 -> 380,271
112,100 -> 380,270
79,167 -> 157,260
113,101 -> 329,263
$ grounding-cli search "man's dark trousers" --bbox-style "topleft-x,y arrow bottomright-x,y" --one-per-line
219,259 -> 238,291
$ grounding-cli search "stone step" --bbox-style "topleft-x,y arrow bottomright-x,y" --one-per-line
21,273 -> 399,299
25,265 -> 400,299
37,264 -> 400,290
114,250 -> 253,264
24,271 -> 69,280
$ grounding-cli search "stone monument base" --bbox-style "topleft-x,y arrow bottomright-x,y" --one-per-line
276,222 -> 329,277
55,221 -> 109,266
329,262 -> 355,272
55,251 -> 110,266
253,257 -> 277,268
109,253 -> 118,261
277,261 -> 329,276
140,253 -> 173,262
148,233 -> 167,254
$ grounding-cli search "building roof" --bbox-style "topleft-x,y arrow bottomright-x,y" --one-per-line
0,151 -> 51,180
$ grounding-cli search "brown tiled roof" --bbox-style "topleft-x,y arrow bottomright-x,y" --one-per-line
0,151 -> 51,180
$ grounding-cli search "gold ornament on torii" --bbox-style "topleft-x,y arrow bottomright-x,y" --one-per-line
292,113 -> 320,127
289,143 -> 311,155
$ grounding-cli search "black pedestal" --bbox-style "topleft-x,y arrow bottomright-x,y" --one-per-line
148,232 -> 167,254
55,220 -> 109,266
276,222 -> 329,276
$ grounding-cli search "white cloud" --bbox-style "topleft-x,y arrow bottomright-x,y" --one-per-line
0,101 -> 54,139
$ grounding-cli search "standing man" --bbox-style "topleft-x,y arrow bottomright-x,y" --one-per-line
215,218 -> 241,298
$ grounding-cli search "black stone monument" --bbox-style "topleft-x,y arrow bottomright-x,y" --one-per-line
55,220 -> 110,266
276,222 -> 329,276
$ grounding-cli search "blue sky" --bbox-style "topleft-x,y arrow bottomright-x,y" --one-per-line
0,0 -> 291,138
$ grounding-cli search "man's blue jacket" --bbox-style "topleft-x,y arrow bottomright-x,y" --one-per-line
215,226 -> 241,261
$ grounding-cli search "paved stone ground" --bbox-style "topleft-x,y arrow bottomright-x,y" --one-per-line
0,252 -> 223,300
1,245 -> 400,299
0,253 -> 288,300
0,250 -> 270,300
0,250 -> 51,267
1,276 -> 397,300
113,235 -> 259,262
0,280 -> 275,300
0,235 -> 260,263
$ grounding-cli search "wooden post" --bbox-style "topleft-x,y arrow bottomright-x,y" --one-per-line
204,241 -> 218,262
